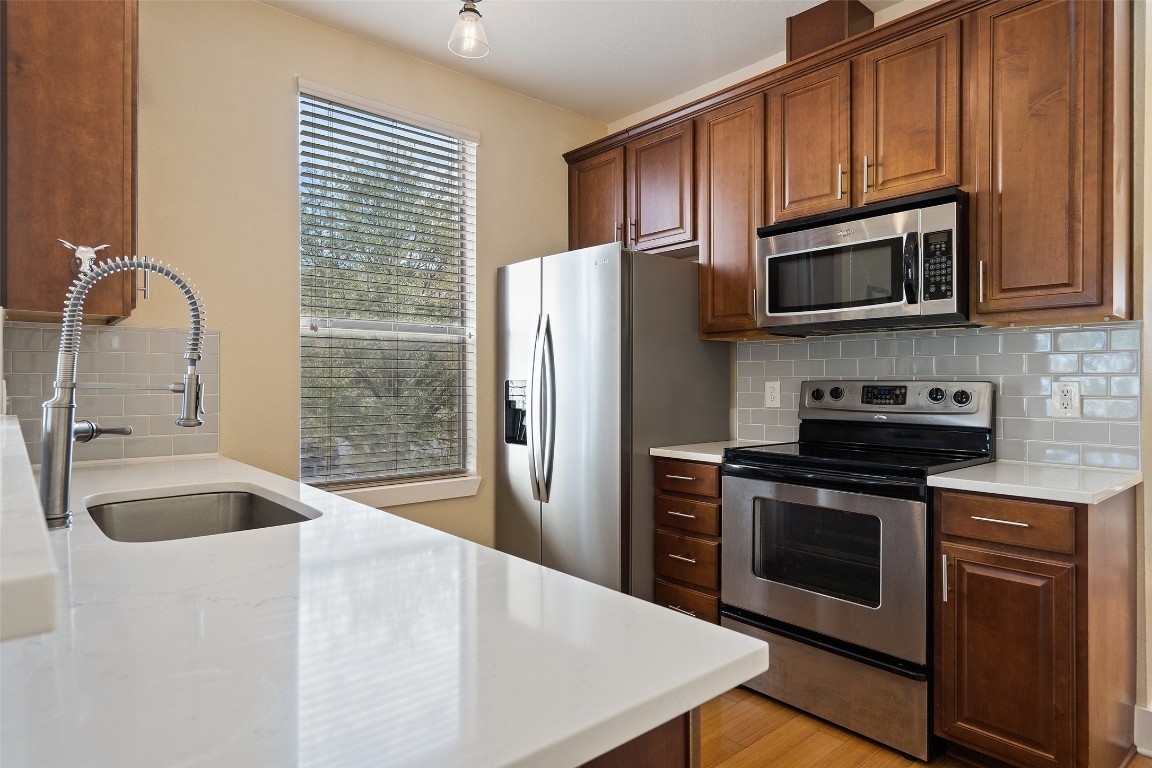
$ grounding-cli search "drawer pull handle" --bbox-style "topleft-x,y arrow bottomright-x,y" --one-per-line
667,511 -> 697,519
971,515 -> 1030,528
668,605 -> 697,618
666,474 -> 696,481
669,553 -> 697,564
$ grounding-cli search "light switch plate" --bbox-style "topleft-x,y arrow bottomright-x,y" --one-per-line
764,379 -> 781,408
1051,381 -> 1081,418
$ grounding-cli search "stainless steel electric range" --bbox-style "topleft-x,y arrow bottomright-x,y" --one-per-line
721,379 -> 995,761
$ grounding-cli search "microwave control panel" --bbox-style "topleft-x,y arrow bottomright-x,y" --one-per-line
922,230 -> 953,302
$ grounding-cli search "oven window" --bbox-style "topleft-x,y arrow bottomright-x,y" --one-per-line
767,237 -> 904,313
752,498 -> 881,608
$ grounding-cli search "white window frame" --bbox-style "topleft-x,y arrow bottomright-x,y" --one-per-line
298,79 -> 479,506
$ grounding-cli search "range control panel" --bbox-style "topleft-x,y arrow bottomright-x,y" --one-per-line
800,380 -> 995,428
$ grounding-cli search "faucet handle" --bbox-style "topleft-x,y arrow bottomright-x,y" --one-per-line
58,240 -> 110,276
72,420 -> 133,443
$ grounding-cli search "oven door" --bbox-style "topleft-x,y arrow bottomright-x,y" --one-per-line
722,475 -> 927,664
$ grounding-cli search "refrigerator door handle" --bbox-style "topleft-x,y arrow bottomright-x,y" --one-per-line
540,315 -> 556,502
528,314 -> 545,501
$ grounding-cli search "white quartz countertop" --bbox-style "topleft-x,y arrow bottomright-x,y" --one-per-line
649,440 -> 762,464
0,455 -> 769,768
927,460 -> 1142,505
650,440 -> 1141,504
0,416 -> 56,641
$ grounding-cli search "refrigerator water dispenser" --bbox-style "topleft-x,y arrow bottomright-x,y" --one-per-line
504,380 -> 527,444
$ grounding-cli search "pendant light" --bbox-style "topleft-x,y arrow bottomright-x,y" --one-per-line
448,0 -> 489,58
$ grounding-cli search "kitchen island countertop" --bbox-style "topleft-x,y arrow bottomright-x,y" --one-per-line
0,453 -> 769,768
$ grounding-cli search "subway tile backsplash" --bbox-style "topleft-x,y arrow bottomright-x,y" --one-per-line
3,322 -> 220,464
736,322 -> 1141,471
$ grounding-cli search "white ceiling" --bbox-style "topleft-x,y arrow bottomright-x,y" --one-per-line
261,0 -> 902,125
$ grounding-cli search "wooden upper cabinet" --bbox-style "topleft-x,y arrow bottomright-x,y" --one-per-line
2,0 -> 137,321
767,21 -> 960,223
937,542 -> 1076,768
857,20 -> 961,204
697,94 -> 765,334
569,147 -> 624,251
969,0 -> 1130,323
626,121 -> 695,251
768,61 -> 851,222
568,123 -> 694,253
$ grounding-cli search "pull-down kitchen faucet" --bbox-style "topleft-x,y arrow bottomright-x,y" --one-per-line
39,247 -> 206,529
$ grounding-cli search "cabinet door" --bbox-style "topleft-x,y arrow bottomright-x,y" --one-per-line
568,147 -> 624,250
3,0 -> 137,320
936,542 -> 1075,768
970,0 -> 1127,321
767,61 -> 851,222
626,122 -> 694,251
857,20 -> 961,204
696,94 -> 764,333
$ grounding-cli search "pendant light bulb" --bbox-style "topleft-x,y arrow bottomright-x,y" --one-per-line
448,0 -> 489,59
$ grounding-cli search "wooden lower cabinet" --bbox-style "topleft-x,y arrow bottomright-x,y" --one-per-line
934,488 -> 1137,768
581,708 -> 700,768
652,458 -> 722,624
937,543 -> 1075,767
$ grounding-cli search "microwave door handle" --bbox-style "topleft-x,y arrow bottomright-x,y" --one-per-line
903,233 -> 919,305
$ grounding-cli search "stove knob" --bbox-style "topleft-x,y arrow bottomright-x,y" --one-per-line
829,386 -> 845,401
928,387 -> 947,403
810,388 -> 825,402
952,389 -> 972,406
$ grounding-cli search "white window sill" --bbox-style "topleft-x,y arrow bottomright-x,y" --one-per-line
334,475 -> 481,509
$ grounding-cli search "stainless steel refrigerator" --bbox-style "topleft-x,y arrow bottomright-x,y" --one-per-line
496,242 -> 729,600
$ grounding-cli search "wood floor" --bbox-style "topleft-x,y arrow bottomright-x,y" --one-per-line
701,686 -> 1152,768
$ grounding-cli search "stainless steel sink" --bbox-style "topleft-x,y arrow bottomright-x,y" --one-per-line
88,491 -> 317,542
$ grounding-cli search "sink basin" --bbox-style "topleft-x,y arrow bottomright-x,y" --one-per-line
88,491 -> 317,542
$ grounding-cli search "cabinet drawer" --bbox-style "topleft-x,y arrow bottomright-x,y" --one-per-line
654,579 -> 719,623
654,493 -> 720,536
653,459 -> 720,498
939,491 -> 1075,554
655,530 -> 719,590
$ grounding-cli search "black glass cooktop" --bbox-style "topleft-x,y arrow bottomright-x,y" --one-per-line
724,440 -> 992,480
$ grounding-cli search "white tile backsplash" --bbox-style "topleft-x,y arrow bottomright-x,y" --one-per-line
3,322 -> 220,464
735,321 -> 1141,471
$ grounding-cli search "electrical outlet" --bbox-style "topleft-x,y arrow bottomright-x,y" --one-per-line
1051,381 -> 1081,418
764,379 -> 781,408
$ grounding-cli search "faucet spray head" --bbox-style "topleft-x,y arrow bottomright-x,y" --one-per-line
176,362 -> 203,428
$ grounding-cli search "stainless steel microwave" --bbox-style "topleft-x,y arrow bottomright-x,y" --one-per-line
755,189 -> 967,335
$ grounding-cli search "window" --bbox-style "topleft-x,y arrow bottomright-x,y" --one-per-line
299,87 -> 477,488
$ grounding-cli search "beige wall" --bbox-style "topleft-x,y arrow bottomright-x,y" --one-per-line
129,0 -> 607,545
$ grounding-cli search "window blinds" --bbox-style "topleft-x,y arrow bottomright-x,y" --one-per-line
299,92 -> 477,487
